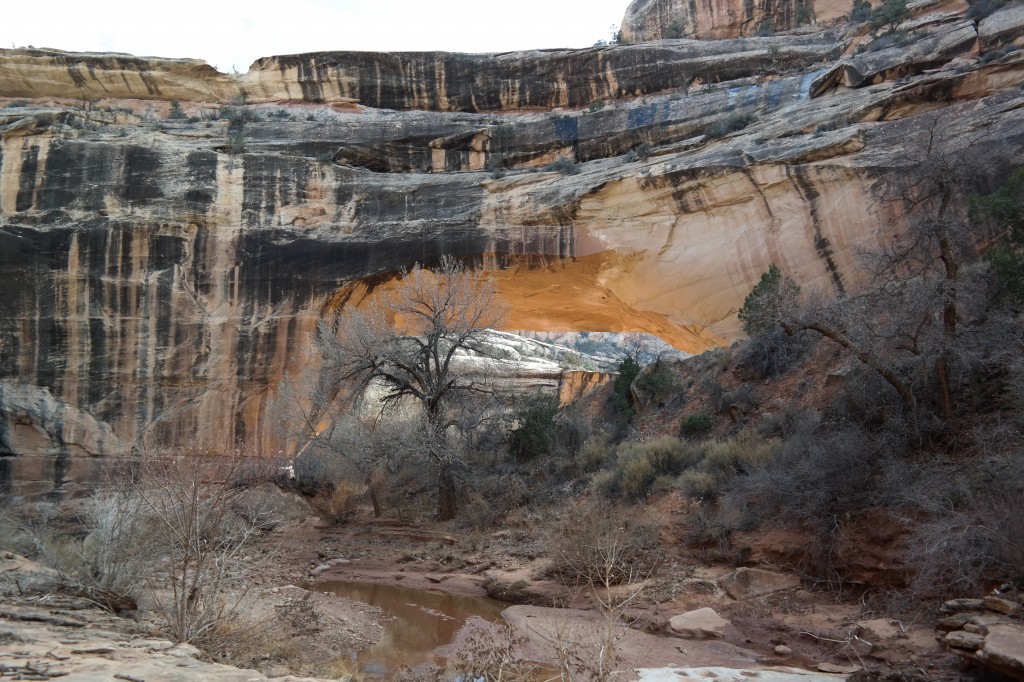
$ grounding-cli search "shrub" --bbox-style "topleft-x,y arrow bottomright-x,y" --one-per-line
554,404 -> 591,458
591,436 -> 701,501
24,491 -> 154,613
680,413 -> 713,437
980,45 -> 1019,64
678,470 -> 719,500
0,511 -> 31,555
609,355 -> 642,423
738,264 -> 800,336
665,20 -> 686,38
618,453 -> 656,500
737,328 -> 808,378
508,395 -> 560,463
625,142 -> 652,162
613,437 -> 701,500
827,365 -> 909,432
460,473 -> 529,530
455,619 -> 542,680
849,0 -> 872,22
701,430 -> 778,478
545,500 -> 661,586
971,166 -> 1024,306
727,425 -> 874,525
575,435 -> 612,474
757,406 -> 819,439
756,19 -> 775,36
906,455 -> 1024,596
721,383 -> 761,414
591,468 -> 621,498
613,356 -> 641,395
635,362 -> 680,404
869,0 -> 910,34
861,29 -> 915,52
966,0 -> 1008,21
168,99 -> 185,120
701,376 -> 726,413
705,113 -> 757,139
543,157 -> 581,175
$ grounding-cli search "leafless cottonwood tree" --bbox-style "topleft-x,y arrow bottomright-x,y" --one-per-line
298,256 -> 508,521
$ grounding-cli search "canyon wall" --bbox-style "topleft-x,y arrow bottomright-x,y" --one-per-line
2,2 -> 1024,494
618,0 -> 967,41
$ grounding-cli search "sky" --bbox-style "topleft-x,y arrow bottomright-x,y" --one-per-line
4,1 -> 631,74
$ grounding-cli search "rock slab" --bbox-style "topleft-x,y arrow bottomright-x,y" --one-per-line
976,623 -> 1024,680
719,568 -> 800,600
667,607 -> 731,639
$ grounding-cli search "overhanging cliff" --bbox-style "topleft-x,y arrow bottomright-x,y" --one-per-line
1,2 -> 1023,482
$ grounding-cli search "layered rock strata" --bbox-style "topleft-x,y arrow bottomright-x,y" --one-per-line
618,0 -> 967,41
1,3 -> 1023,488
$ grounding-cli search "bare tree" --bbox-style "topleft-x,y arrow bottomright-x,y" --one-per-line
870,113 -> 991,420
304,256 -> 508,521
544,501 -> 660,681
133,456 -> 271,643
741,114 -> 996,431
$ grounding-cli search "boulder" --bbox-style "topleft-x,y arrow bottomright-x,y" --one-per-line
977,623 -> 1024,679
941,598 -> 986,613
719,567 -> 800,600
983,595 -> 1022,617
0,552 -> 59,596
968,613 -> 1015,634
936,613 -> 973,631
667,607 -> 732,639
310,557 -> 352,576
944,630 -> 985,651
233,482 -> 310,529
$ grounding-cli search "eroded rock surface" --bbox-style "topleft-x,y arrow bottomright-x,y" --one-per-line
619,0 -> 860,41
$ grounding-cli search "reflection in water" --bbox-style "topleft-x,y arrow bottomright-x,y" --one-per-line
318,580 -> 507,679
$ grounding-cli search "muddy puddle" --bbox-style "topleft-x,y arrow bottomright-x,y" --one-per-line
318,580 -> 507,678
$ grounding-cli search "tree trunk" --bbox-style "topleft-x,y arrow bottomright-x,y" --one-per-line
936,197 -> 957,419
368,480 -> 382,518
935,355 -> 954,421
437,464 -> 457,521
782,320 -> 917,414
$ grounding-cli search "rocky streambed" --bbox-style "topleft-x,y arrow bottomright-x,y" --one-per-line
2,508 -> 1021,681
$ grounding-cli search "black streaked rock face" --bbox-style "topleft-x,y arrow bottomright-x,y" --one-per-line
0,12 -> 1022,487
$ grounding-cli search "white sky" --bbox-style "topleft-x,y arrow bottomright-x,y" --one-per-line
4,1 -> 631,74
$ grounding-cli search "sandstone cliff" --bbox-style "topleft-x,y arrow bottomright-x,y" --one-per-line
618,0 -> 967,40
1,1 -> 1024,492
